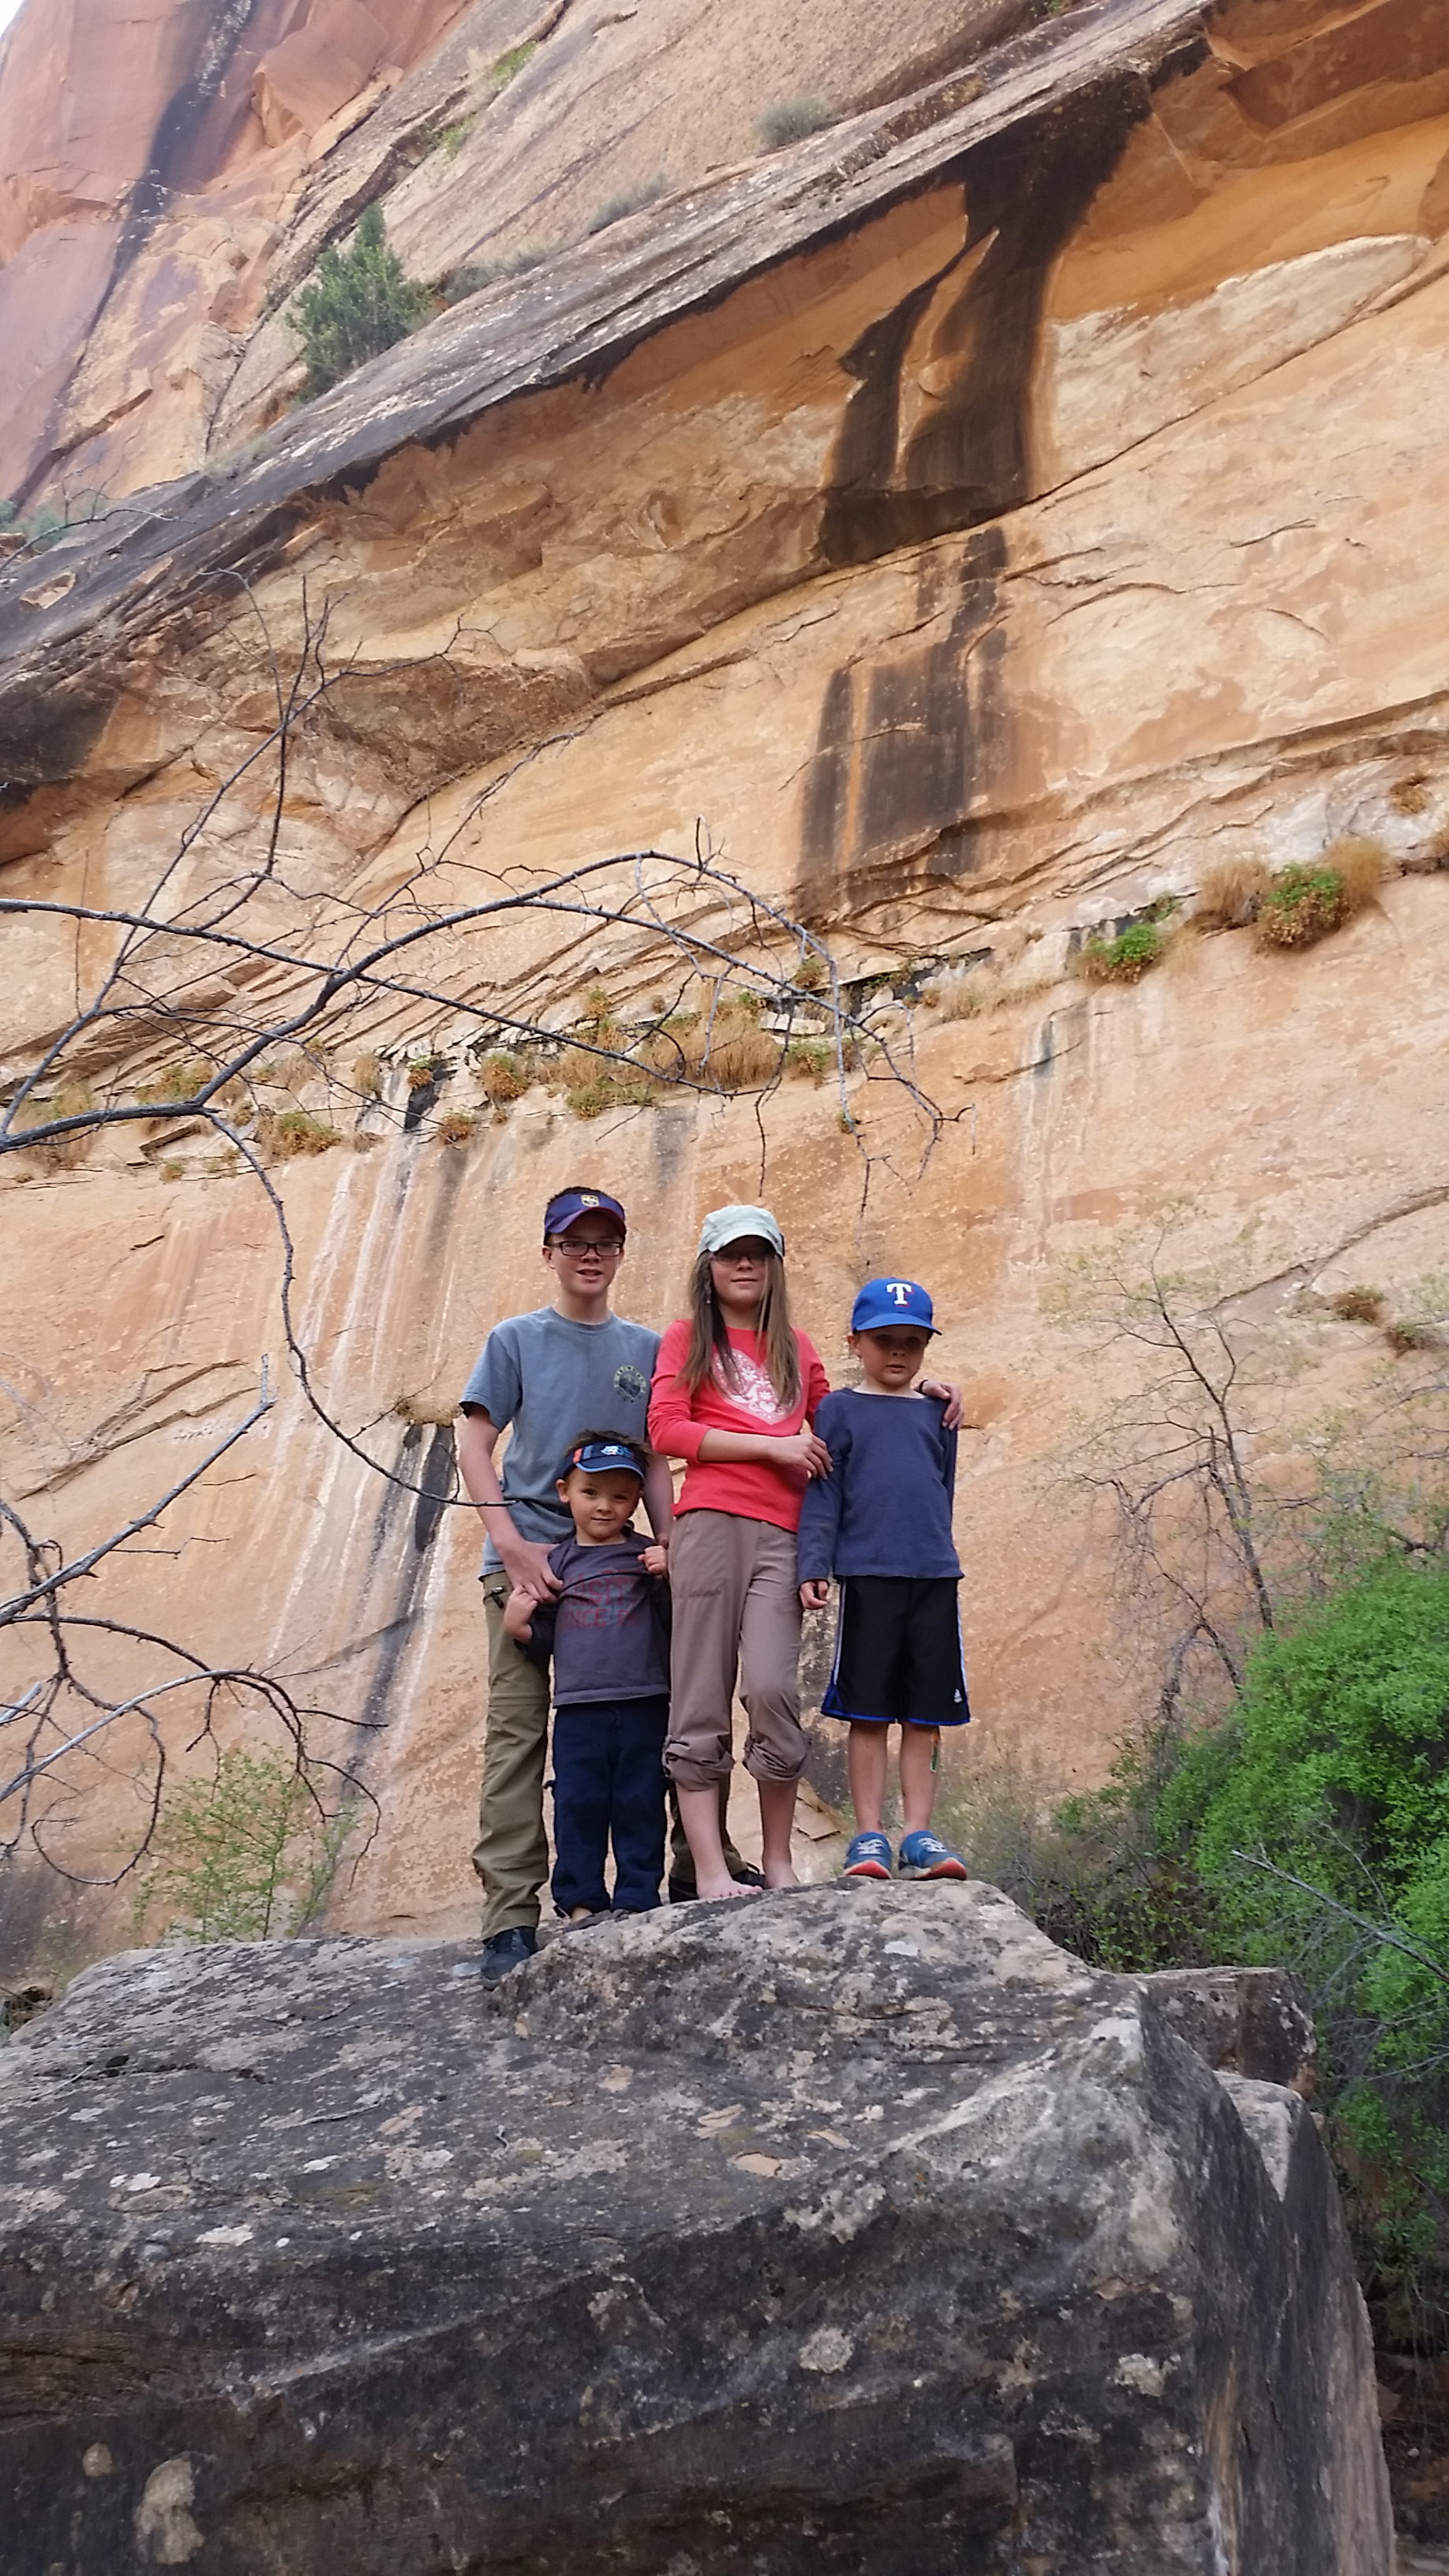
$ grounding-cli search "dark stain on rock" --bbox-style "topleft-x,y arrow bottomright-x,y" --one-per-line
799,526 -> 1007,908
820,74 -> 1151,567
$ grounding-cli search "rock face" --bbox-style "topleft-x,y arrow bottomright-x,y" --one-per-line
3,0 -> 1449,1971
0,1888 -> 1391,2573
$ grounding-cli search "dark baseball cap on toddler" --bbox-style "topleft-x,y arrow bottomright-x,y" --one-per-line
543,1188 -> 627,1238
850,1278 -> 939,1335
560,1436 -> 646,1481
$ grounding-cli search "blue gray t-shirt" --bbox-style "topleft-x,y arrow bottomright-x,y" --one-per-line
796,1390 -> 961,1582
461,1307 -> 660,1571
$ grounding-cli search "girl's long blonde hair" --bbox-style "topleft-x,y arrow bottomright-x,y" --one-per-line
679,1249 -> 802,1411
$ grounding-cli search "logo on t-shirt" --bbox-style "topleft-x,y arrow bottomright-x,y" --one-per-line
613,1363 -> 649,1402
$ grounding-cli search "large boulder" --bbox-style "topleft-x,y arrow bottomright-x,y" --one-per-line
1,1885 -> 1390,2573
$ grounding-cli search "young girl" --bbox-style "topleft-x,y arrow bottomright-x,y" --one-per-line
648,1205 -> 830,1900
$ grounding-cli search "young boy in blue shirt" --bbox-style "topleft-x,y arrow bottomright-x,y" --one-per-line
797,1279 -> 970,1881
504,1432 -> 672,1921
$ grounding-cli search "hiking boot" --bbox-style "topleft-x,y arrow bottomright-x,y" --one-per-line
479,1926 -> 537,1986
842,1830 -> 893,1881
897,1830 -> 968,1881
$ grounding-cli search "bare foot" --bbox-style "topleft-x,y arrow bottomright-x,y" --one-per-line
762,1863 -> 802,1891
695,1873 -> 762,1902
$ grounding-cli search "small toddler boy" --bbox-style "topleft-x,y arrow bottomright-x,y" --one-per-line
796,1279 -> 970,1881
504,1432 -> 671,1921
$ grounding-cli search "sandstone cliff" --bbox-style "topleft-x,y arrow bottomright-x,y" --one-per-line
2,0 -> 1449,1970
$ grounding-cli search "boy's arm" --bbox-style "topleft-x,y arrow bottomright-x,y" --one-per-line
456,1406 -> 562,1601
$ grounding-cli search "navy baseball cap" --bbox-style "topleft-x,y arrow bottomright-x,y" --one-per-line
544,1187 -> 627,1238
560,1436 -> 645,1481
850,1278 -> 939,1335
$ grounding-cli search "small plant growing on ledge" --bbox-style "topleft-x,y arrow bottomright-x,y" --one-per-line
754,96 -> 834,151
289,206 -> 432,400
257,1109 -> 342,1159
1330,1286 -> 1386,1325
584,174 -> 668,234
1079,921 -> 1162,984
436,1110 -> 477,1145
1255,839 -> 1383,950
479,1052 -> 528,1103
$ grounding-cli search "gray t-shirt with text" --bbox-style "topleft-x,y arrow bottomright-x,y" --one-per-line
461,1307 -> 660,1571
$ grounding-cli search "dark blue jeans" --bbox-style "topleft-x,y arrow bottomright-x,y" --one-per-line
550,1696 -> 668,1915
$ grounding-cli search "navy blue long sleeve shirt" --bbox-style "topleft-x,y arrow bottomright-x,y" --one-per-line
796,1390 -> 961,1582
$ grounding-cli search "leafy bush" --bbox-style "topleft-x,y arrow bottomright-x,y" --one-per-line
754,96 -> 834,150
135,1749 -> 347,1943
1079,920 -> 1162,983
1256,862 -> 1348,947
289,206 -> 432,400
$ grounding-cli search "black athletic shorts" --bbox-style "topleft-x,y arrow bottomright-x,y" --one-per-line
820,1575 -> 971,1728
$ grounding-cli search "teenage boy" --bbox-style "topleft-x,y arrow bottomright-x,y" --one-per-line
796,1278 -> 971,1882
459,1188 -> 672,1984
459,1187 -> 753,1986
504,1433 -> 671,1924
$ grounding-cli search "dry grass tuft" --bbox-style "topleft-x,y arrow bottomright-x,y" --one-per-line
643,999 -> 781,1091
785,1040 -> 830,1084
1391,777 -> 1433,817
256,1109 -> 342,1159
1194,857 -> 1271,930
1325,835 -> 1387,909
1330,1285 -> 1386,1324
436,1110 -> 477,1146
351,1052 -> 383,1099
138,1061 -> 212,1106
394,1393 -> 457,1425
479,1053 -> 528,1103
21,1080 -> 95,1173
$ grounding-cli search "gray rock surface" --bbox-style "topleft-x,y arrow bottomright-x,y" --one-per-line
1,1885 -> 1391,2573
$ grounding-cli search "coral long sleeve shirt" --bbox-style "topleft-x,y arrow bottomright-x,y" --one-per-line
649,1319 -> 830,1533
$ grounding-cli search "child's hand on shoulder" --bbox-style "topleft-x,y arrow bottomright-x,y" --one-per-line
799,1578 -> 831,1610
641,1540 -> 670,1578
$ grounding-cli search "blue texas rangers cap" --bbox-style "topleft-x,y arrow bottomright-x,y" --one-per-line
561,1436 -> 646,1481
849,1277 -> 939,1335
543,1186 -> 627,1238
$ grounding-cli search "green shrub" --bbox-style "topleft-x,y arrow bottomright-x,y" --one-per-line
1255,863 -> 1346,947
289,205 -> 432,400
135,1749 -> 350,1943
1079,920 -> 1162,983
490,40 -> 536,86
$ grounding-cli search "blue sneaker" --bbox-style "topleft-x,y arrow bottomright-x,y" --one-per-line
843,1830 -> 893,1881
898,1830 -> 968,1881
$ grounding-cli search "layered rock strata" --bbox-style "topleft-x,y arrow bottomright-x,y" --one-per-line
2,0 -> 1449,1968
0,1887 -> 1390,2573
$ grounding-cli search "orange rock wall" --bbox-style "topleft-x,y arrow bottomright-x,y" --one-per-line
2,0 -> 1449,1975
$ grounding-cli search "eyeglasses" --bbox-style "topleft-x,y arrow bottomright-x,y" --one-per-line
547,1236 -> 625,1258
